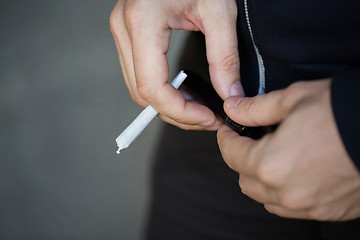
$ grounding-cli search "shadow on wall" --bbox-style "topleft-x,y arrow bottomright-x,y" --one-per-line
0,1 -> 187,239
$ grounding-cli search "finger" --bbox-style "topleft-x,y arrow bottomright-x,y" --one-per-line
200,0 -> 244,99
159,111 -> 222,131
264,204 -> 309,220
217,124 -> 261,175
114,38 -> 132,93
239,175 -> 278,204
223,80 -> 329,127
129,17 -> 216,126
223,91 -> 289,127
110,2 -> 146,106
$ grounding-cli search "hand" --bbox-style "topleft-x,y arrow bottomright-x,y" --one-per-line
110,0 -> 244,130
217,79 -> 360,221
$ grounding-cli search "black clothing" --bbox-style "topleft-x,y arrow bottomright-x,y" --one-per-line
146,125 -> 360,240
236,0 -> 360,169
332,69 -> 360,168
145,0 -> 360,239
146,125 -> 322,240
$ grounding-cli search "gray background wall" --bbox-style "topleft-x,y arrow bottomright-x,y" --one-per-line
0,1 -> 186,239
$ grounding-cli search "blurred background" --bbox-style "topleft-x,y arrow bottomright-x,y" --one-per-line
0,1 -> 186,239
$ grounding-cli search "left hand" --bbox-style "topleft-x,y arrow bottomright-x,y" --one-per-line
110,0 -> 243,131
217,79 -> 360,221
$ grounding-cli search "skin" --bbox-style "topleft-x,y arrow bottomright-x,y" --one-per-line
217,80 -> 360,221
110,0 -> 360,221
110,0 -> 244,131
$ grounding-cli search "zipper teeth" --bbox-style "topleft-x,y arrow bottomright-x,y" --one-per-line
244,0 -> 265,94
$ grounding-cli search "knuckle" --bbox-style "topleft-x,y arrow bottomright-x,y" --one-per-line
129,92 -> 138,102
218,137 -> 236,171
286,82 -> 304,95
308,207 -> 330,221
238,177 -> 242,187
264,204 -> 275,214
240,185 -> 248,196
124,0 -> 144,27
236,98 -> 256,124
109,8 -> 121,36
129,92 -> 144,106
109,10 -> 117,33
226,160 -> 237,172
109,1 -> 126,35
217,131 -> 226,151
255,155 -> 284,187
240,98 -> 258,125
281,81 -> 308,105
172,106 -> 187,123
221,146 -> 233,169
137,80 -> 155,101
219,51 -> 240,73
238,176 -> 246,192
290,81 -> 308,91
217,128 -> 225,145
166,103 -> 187,124
200,0 -> 237,22
223,0 -> 238,22
278,191 -> 307,210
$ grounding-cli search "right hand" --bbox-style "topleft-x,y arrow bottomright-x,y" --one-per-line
110,0 -> 244,130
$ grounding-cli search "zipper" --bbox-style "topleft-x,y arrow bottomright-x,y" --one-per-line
244,0 -> 266,94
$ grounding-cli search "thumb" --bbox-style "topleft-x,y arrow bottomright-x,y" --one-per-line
223,89 -> 293,126
224,81 -> 327,126
199,0 -> 244,100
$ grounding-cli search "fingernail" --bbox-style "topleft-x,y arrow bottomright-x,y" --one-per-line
230,81 -> 245,97
225,96 -> 244,108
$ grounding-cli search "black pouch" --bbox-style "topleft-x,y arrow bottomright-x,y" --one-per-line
181,71 -> 274,139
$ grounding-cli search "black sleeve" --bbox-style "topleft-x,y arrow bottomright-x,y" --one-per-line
331,67 -> 360,171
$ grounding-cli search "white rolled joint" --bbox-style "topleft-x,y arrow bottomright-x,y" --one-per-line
115,70 -> 187,154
